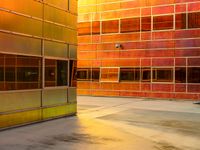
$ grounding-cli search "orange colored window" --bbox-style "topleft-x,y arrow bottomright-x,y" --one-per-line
153,15 -> 173,30
78,22 -> 91,35
92,21 -> 100,34
100,67 -> 119,82
121,18 -> 140,33
142,16 -> 151,31
102,20 -> 119,34
188,12 -> 200,28
176,13 -> 186,29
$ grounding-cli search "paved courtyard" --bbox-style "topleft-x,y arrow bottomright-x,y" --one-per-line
0,96 -> 200,150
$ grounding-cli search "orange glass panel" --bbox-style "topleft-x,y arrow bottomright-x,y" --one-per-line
153,15 -> 173,30
92,21 -> 100,34
176,13 -> 186,29
142,16 -> 151,31
78,22 -> 91,35
188,12 -> 200,28
102,20 -> 119,34
121,18 -> 140,33
100,67 -> 119,82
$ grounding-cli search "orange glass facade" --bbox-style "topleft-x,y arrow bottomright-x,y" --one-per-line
78,0 -> 200,100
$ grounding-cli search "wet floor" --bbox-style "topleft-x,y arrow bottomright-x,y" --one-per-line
0,96 -> 200,150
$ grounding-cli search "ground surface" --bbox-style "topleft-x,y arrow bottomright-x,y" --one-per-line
0,96 -> 200,150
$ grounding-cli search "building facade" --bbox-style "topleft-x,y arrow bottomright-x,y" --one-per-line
0,0 -> 77,129
78,0 -> 200,100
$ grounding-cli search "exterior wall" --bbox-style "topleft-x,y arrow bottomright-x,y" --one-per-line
0,0 -> 77,129
77,0 -> 200,100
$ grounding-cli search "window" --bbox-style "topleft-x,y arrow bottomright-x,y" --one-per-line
0,54 -> 42,91
57,60 -> 68,86
175,67 -> 186,83
142,16 -> 151,31
17,56 -> 41,89
78,22 -> 91,36
120,68 -> 140,82
45,59 -> 56,87
92,21 -> 100,34
45,59 -> 68,87
141,68 -> 151,82
77,68 -> 91,81
92,68 -> 100,81
176,13 -> 186,29
121,18 -> 140,33
188,12 -> 200,28
153,68 -> 173,82
188,67 -> 200,83
153,15 -> 173,30
102,20 -> 119,34
0,67 -> 3,81
69,60 -> 77,87
100,67 -> 119,82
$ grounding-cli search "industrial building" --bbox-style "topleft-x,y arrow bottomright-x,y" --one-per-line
0,0 -> 77,129
77,0 -> 200,100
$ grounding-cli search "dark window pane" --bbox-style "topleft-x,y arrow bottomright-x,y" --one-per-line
17,67 -> 39,82
175,67 -> 186,83
121,18 -> 140,33
17,56 -> 41,90
142,16 -> 151,31
78,22 -> 91,36
153,68 -> 173,82
5,67 -> 16,90
188,12 -> 200,28
0,67 -> 3,81
92,21 -> 100,34
45,59 -> 56,87
4,55 -> 16,90
57,60 -> 68,86
176,13 -> 186,29
141,68 -> 151,82
69,60 -> 77,87
77,68 -> 90,81
102,20 -> 119,34
5,67 -> 15,81
92,68 -> 100,81
120,68 -> 140,82
188,67 -> 200,83
153,15 -> 173,30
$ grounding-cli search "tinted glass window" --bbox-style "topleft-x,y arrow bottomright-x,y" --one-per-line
188,67 -> 200,83
141,68 -> 151,82
153,68 -> 173,82
153,15 -> 173,30
188,12 -> 200,28
120,68 -> 140,82
175,67 -> 186,83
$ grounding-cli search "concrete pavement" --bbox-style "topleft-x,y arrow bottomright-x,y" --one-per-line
0,96 -> 200,150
